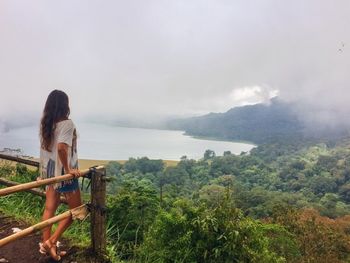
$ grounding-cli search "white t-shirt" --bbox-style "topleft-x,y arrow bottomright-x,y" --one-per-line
40,119 -> 78,189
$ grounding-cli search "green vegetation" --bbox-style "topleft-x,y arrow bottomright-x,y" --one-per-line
2,138 -> 350,262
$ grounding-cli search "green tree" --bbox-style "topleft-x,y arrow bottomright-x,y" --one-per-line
107,180 -> 159,259
203,149 -> 216,160
140,197 -> 285,263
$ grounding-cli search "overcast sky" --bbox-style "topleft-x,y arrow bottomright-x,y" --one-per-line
0,0 -> 349,125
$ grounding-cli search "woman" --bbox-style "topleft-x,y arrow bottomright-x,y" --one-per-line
38,90 -> 81,261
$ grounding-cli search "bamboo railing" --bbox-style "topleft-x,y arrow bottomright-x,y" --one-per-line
0,154 -> 107,261
0,166 -> 104,197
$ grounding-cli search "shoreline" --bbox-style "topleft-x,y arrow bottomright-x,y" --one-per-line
0,158 -> 179,170
183,132 -> 257,147
78,159 -> 179,169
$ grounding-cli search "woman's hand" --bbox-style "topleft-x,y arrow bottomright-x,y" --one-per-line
57,143 -> 81,178
68,168 -> 81,178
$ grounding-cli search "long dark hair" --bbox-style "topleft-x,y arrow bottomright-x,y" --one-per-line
40,90 -> 70,151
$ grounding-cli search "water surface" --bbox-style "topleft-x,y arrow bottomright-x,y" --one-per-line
0,123 -> 255,160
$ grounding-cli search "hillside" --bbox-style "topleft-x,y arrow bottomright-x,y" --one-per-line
167,98 -> 348,144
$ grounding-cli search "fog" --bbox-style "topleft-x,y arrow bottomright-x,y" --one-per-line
0,0 -> 349,129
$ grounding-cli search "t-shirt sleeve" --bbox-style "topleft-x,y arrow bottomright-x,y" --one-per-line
57,121 -> 75,146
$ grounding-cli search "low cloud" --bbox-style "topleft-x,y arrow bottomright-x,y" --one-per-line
0,0 -> 349,128
228,86 -> 279,107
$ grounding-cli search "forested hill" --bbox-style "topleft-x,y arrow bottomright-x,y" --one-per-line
167,98 -> 304,144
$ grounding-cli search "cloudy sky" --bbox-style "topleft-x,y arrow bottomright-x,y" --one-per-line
0,0 -> 349,124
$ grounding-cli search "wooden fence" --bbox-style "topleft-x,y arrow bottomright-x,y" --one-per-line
0,154 -> 107,261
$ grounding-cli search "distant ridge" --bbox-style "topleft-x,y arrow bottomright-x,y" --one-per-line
167,98 -> 305,144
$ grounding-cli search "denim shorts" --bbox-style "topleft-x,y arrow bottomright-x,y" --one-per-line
56,178 -> 79,193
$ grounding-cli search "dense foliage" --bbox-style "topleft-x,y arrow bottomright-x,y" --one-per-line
107,140 -> 350,219
139,197 -> 288,263
102,139 -> 350,262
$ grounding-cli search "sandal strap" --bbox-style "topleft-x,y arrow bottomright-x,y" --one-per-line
44,240 -> 54,249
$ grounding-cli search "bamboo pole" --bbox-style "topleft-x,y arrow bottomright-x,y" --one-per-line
0,166 -> 104,197
0,153 -> 39,167
0,177 -> 45,197
0,204 -> 88,248
0,178 -> 67,204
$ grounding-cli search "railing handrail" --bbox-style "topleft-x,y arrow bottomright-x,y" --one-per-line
0,177 -> 67,203
0,166 -> 104,197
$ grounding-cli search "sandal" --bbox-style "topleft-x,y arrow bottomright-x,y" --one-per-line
39,242 -> 47,255
42,240 -> 66,261
39,242 -> 67,256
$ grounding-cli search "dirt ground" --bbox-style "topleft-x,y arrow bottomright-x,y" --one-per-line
0,214 -> 80,263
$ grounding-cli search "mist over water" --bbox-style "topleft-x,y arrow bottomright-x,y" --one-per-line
0,123 -> 254,160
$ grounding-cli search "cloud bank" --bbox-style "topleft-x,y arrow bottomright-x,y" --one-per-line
0,0 -> 349,127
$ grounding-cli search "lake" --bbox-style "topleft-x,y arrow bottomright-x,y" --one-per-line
0,122 -> 255,160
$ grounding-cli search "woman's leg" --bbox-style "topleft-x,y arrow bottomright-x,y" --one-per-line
42,186 -> 60,242
48,188 -> 82,244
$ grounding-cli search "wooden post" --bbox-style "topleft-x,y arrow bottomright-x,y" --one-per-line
90,167 -> 107,259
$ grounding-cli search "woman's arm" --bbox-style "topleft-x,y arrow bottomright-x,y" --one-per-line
57,143 -> 81,177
